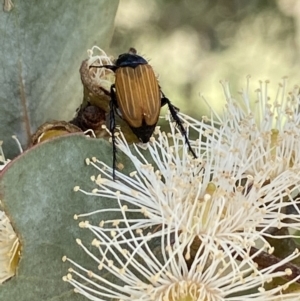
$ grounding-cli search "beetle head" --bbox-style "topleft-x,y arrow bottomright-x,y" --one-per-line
116,48 -> 148,68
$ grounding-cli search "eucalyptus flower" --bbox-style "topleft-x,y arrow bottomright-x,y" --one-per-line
65,78 -> 300,299
184,77 -> 300,180
86,46 -> 115,94
75,116 -> 300,258
0,138 -> 21,284
0,210 -> 20,284
63,218 -> 300,300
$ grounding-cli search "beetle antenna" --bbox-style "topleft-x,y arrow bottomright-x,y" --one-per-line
161,94 -> 197,159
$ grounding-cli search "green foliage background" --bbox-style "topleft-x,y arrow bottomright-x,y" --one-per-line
111,0 -> 299,118
0,0 -> 119,159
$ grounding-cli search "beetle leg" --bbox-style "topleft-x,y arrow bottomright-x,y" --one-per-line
161,96 -> 167,107
110,85 -> 117,180
161,92 -> 197,159
161,95 -> 179,112
89,64 -> 117,71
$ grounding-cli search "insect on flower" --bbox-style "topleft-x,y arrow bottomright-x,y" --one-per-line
91,48 -> 197,178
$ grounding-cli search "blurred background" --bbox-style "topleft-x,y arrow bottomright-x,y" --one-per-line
108,0 -> 300,119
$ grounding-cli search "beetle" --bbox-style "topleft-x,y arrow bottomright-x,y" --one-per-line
91,48 -> 197,178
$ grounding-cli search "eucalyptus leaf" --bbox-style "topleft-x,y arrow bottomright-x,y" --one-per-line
0,134 -> 130,301
0,0 -> 119,159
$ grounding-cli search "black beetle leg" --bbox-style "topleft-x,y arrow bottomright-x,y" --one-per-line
161,96 -> 168,107
89,64 -> 117,71
161,92 -> 197,159
110,85 -> 118,180
161,94 -> 179,112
